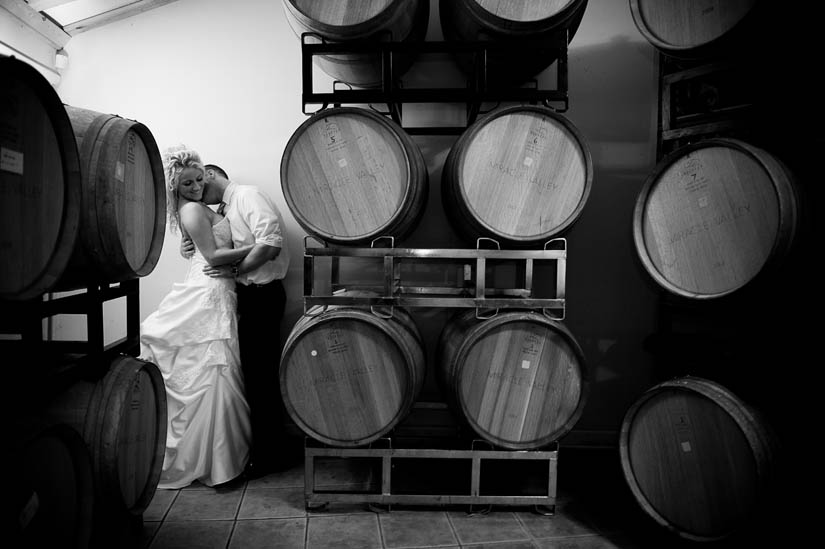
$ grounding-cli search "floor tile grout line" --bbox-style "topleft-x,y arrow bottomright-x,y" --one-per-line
222,480 -> 251,549
224,519 -> 239,549
303,509 -> 310,549
160,489 -> 181,522
374,510 -> 386,549
235,480 -> 249,520
513,508 -> 540,545
145,489 -> 178,549
444,508 -> 460,546
452,508 -> 543,547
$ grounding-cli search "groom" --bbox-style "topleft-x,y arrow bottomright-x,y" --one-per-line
186,163 -> 296,478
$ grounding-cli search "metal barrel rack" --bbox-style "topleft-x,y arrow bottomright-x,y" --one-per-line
304,437 -> 559,514
1,279 -> 140,375
300,32 -> 570,134
296,27 -> 574,512
299,236 -> 568,511
303,236 -> 567,319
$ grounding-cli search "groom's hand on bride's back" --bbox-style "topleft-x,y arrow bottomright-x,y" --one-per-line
180,236 -> 195,259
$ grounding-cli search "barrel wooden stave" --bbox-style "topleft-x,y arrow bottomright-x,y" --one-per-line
11,421 -> 94,549
283,0 -> 429,87
55,105 -> 166,291
439,0 -> 588,85
442,105 -> 592,247
280,304 -> 425,447
629,0 -> 759,59
281,107 -> 428,245
619,376 -> 778,542
45,355 -> 167,515
437,310 -> 588,449
0,55 -> 81,301
633,138 -> 799,300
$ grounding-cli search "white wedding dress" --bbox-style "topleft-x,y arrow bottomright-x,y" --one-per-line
139,217 -> 251,489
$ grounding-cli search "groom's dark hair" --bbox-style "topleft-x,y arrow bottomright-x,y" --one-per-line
205,164 -> 229,179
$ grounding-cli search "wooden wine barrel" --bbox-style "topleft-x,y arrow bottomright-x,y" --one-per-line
629,0 -> 760,59
0,55 -> 81,301
44,355 -> 167,515
633,138 -> 799,300
619,376 -> 779,542
11,421 -> 94,549
439,0 -> 589,85
282,0 -> 429,87
442,105 -> 592,246
54,105 -> 166,290
280,303 -> 426,446
437,310 -> 588,449
281,107 -> 428,245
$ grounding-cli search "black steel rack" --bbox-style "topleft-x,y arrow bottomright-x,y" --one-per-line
304,437 -> 559,513
302,237 -> 567,319
0,279 -> 140,372
300,32 -> 570,134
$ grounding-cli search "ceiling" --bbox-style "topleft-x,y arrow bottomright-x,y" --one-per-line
25,0 -> 178,35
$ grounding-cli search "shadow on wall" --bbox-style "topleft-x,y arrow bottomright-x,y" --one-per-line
547,36 -> 661,433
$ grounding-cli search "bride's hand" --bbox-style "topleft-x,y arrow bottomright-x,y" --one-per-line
203,264 -> 234,279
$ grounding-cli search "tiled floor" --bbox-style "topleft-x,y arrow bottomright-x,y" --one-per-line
124,447 -> 794,549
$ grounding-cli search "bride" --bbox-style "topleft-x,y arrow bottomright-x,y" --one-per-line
140,146 -> 252,489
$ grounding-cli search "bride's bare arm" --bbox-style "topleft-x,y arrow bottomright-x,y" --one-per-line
179,203 -> 252,266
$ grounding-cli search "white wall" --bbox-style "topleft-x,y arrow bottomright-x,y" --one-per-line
53,0 -> 661,439
55,0 -> 310,336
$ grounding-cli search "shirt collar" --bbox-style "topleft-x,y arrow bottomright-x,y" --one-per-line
220,182 -> 237,207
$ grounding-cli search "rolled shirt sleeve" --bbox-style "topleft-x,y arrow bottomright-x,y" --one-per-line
226,183 -> 290,285
237,188 -> 283,248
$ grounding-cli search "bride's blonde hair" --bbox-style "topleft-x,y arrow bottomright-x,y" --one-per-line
162,144 -> 204,234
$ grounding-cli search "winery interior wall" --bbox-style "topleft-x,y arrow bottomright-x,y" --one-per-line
53,0 -> 660,439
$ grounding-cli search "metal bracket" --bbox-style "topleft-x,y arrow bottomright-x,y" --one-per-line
302,240 -> 567,317
300,34 -> 570,134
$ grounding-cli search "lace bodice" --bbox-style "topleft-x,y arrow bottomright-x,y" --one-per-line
192,217 -> 232,259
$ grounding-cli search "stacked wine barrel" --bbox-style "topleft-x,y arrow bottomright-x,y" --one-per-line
435,103 -> 593,448
633,138 -> 800,301
626,2 -> 794,543
2,54 -> 168,546
280,297 -> 426,447
43,355 -> 168,517
439,0 -> 589,86
280,106 -> 428,246
282,0 -> 430,88
11,420 -> 95,549
442,104 -> 593,247
1,54 -> 82,302
629,0 -> 762,60
279,15 -> 594,450
437,310 -> 588,450
619,377 -> 779,542
282,0 -> 589,90
1,54 -> 166,300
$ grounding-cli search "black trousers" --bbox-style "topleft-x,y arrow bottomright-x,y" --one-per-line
236,278 -> 286,463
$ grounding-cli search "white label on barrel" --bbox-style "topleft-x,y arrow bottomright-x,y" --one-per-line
698,196 -> 708,208
338,158 -> 347,168
116,161 -> 125,181
681,441 -> 692,452
523,156 -> 533,167
521,360 -> 530,369
0,147 -> 23,175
